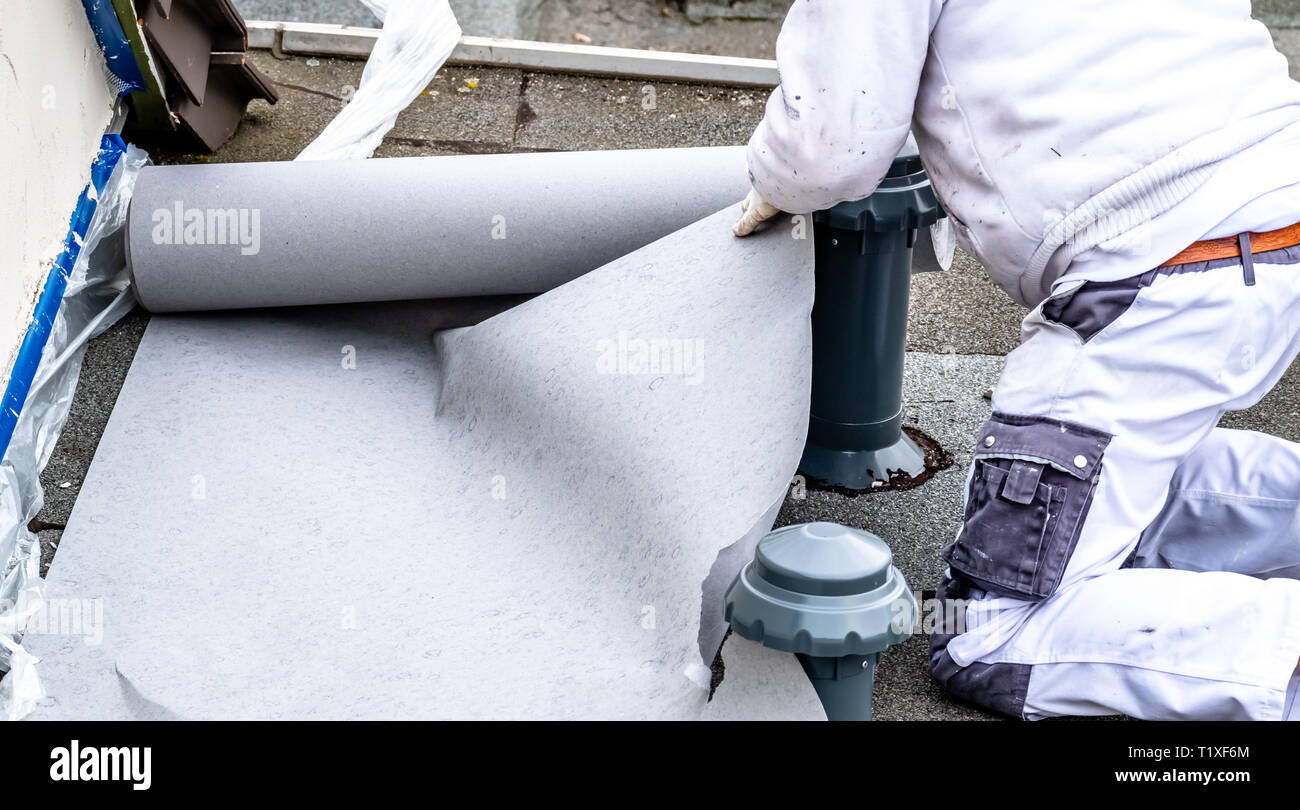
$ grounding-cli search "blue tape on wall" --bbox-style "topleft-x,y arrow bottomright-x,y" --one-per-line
81,0 -> 148,96
0,135 -> 128,463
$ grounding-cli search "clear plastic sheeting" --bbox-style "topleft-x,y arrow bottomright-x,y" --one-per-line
0,145 -> 149,721
295,0 -> 463,161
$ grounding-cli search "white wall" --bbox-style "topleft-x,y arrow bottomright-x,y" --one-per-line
0,1 -> 115,391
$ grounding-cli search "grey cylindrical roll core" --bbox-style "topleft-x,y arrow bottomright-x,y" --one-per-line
126,147 -> 750,312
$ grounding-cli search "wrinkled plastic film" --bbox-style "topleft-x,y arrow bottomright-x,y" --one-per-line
295,0 -> 462,161
0,145 -> 149,720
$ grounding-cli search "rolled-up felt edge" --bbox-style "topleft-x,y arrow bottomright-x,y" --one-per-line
126,147 -> 751,312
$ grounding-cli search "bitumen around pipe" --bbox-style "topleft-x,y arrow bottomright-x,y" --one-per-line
32,7 -> 1300,720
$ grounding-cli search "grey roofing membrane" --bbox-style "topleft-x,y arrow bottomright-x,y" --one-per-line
29,5 -> 1300,719
27,206 -> 830,720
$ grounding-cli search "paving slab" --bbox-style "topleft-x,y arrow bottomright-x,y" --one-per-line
232,0 -> 379,27
908,250 -> 1024,356
537,0 -> 786,58
233,0 -> 544,39
514,72 -> 765,151
1257,0 -> 1300,28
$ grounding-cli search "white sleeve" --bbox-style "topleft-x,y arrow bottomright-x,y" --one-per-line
747,0 -> 943,214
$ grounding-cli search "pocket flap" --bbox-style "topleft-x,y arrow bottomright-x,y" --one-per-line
1001,459 -> 1044,504
975,412 -> 1112,480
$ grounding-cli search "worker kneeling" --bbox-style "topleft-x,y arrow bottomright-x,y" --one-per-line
734,0 -> 1300,719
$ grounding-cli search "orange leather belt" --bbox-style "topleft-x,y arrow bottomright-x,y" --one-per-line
1160,222 -> 1300,267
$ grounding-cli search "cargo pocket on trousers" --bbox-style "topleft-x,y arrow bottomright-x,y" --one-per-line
943,413 -> 1113,601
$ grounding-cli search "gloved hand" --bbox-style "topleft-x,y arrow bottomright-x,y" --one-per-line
732,188 -> 781,237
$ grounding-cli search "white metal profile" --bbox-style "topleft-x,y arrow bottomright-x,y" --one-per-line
244,20 -> 781,87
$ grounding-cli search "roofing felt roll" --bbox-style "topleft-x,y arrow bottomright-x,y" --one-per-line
25,208 -> 825,719
126,146 -> 750,312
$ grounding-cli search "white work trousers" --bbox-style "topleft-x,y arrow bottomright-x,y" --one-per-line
930,246 -> 1300,720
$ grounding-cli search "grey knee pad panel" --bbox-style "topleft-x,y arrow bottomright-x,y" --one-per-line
927,577 -> 1031,719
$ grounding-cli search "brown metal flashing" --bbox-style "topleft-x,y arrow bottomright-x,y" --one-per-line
172,57 -> 272,151
124,0 -> 276,152
210,53 -> 279,104
140,0 -> 213,106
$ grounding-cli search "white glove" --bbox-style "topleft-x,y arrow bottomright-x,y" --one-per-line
732,188 -> 781,237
